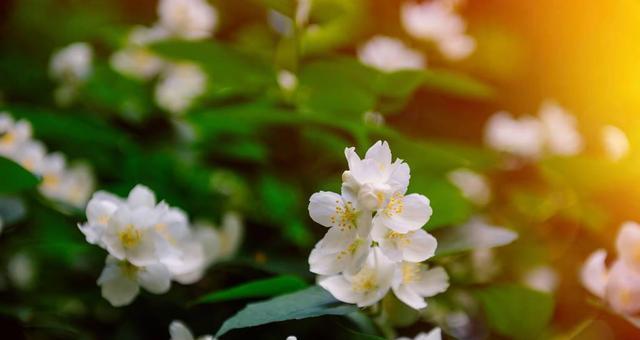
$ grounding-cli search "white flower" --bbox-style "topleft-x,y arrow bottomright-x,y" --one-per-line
484,111 -> 544,159
309,227 -> 371,275
278,70 -> 298,93
0,113 -> 32,156
158,0 -> 218,40
12,140 -> 46,172
295,0 -> 312,27
358,36 -> 425,72
397,328 -> 442,340
363,111 -> 385,127
49,42 -> 93,83
98,255 -> 171,307
371,220 -> 437,262
216,211 -> 244,259
538,101 -> 583,156
169,320 -> 214,340
522,266 -> 558,293
7,252 -> 35,290
392,262 -> 449,309
155,63 -> 207,114
401,1 -> 474,60
343,141 -> 411,211
447,168 -> 491,206
602,125 -> 629,161
581,249 -> 608,299
581,222 -> 640,322
101,204 -> 167,266
79,194 -> 120,246
319,248 -> 395,307
372,191 -> 432,234
38,154 -> 95,208
110,26 -> 168,80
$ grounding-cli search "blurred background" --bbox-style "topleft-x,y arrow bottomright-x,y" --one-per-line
2,0 -> 640,339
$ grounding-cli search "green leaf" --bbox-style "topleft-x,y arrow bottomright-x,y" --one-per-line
434,217 -> 517,256
297,57 -> 378,116
476,284 -> 554,339
215,285 -> 357,337
373,69 -> 426,100
152,40 -> 274,98
422,68 -> 494,99
0,157 -> 40,194
194,275 -> 308,305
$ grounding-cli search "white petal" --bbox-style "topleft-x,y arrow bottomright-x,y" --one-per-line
402,229 -> 437,262
127,185 -> 156,208
388,160 -> 410,194
412,266 -> 449,297
605,261 -> 640,315
169,320 -> 195,340
309,191 -> 354,229
393,282 -> 427,309
616,221 -> 640,269
138,263 -> 171,294
580,249 -> 609,299
380,193 -> 432,233
126,231 -> 160,267
97,260 -> 140,307
86,199 -> 118,224
78,222 -> 106,246
418,328 -> 442,340
318,275 -> 360,305
364,141 -> 391,167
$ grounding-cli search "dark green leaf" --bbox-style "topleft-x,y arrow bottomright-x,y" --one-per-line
195,275 -> 308,305
0,157 -> 40,194
476,284 -> 554,339
215,285 -> 357,337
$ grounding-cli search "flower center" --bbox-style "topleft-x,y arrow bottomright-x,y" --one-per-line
384,193 -> 404,217
401,262 -> 423,283
352,270 -> 377,293
119,261 -> 139,279
330,200 -> 358,230
119,224 -> 141,248
336,238 -> 363,260
0,131 -> 15,146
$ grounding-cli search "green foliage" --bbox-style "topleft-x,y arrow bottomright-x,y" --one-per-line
0,157 -> 40,194
476,284 -> 555,340
194,275 -> 308,304
215,285 -> 358,337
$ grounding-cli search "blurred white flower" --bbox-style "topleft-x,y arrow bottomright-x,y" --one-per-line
295,0 -> 312,27
522,265 -> 558,293
319,248 -> 395,307
397,327 -> 442,340
7,252 -> 35,290
155,63 -> 207,114
80,185 -> 240,306
581,222 -> 640,324
602,125 -> 630,161
0,113 -> 32,156
538,101 -> 583,156
447,168 -> 491,206
392,262 -> 449,309
358,36 -> 425,72
49,42 -> 93,83
401,0 -> 475,60
98,255 -> 171,307
363,111 -> 385,127
158,0 -> 218,40
278,70 -> 298,93
169,320 -> 214,340
484,111 -> 544,159
110,26 -> 168,80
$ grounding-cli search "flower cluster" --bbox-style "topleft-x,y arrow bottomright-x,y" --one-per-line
581,222 -> 640,325
49,42 -> 93,106
358,36 -> 425,72
79,185 -> 242,306
484,100 -> 583,159
309,141 -> 449,309
110,0 -> 215,114
401,0 -> 475,61
0,112 -> 94,208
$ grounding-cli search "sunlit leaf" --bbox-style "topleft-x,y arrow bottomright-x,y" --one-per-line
215,285 -> 357,337
195,275 -> 308,305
